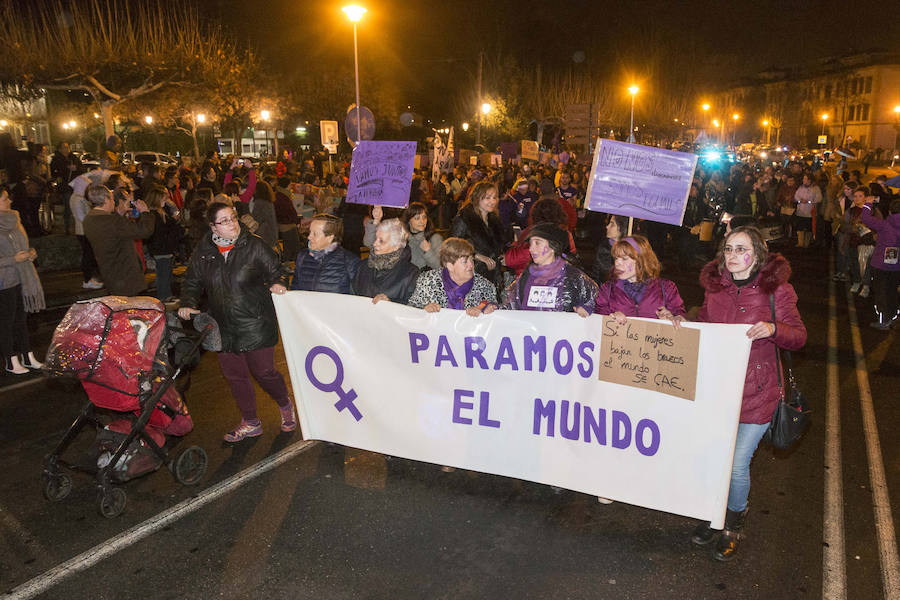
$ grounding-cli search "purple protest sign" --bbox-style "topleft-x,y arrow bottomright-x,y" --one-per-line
346,140 -> 417,208
585,139 -> 698,226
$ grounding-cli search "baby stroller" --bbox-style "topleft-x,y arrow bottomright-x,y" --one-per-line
42,296 -> 209,518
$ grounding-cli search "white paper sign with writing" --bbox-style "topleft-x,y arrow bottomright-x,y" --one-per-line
274,292 -> 752,528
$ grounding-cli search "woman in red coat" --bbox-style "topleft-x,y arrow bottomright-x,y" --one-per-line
690,225 -> 806,561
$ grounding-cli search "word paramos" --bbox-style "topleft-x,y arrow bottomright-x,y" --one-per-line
409,332 -> 595,378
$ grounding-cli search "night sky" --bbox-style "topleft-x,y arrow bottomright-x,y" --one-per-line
215,0 -> 898,120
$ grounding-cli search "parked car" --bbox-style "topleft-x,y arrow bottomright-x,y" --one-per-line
122,151 -> 178,167
72,151 -> 100,170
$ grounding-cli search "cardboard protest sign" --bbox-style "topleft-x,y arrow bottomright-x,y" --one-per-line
521,140 -> 539,161
585,139 -> 698,226
597,316 -> 700,401
346,140 -> 416,208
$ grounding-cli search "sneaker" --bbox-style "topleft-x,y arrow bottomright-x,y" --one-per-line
597,496 -> 615,504
859,285 -> 870,298
832,273 -> 849,282
279,404 -> 297,432
850,282 -> 860,294
224,420 -> 262,442
869,321 -> 891,331
82,278 -> 103,290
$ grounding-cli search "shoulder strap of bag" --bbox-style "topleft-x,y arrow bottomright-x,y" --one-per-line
770,294 -> 783,391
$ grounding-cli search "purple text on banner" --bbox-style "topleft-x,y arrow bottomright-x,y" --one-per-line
346,140 -> 417,208
584,139 -> 698,226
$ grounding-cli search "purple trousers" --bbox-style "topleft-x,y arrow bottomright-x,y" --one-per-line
217,346 -> 290,422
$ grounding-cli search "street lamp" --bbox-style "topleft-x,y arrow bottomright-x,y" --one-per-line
481,102 -> 491,115
731,113 -> 739,150
260,110 -> 271,158
343,4 -> 367,145
462,122 -> 469,132
820,113 -> 828,137
762,119 -> 770,145
197,113 -> 206,124
628,85 -> 639,143
144,115 -> 153,125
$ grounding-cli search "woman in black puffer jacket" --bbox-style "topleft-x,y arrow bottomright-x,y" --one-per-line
178,201 -> 296,443
353,218 -> 419,303
291,214 -> 361,294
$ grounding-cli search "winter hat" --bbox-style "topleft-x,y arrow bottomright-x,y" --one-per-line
525,223 -> 569,255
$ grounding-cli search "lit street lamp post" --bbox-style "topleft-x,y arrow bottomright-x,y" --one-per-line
731,113 -> 739,151
343,5 -> 366,145
762,119 -> 770,146
628,85 -> 639,143
260,109 -> 270,158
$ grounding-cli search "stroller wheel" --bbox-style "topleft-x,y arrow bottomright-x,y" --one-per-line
42,472 -> 73,502
172,446 -> 208,486
98,487 -> 127,518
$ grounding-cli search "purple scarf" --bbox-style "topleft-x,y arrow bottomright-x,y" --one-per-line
622,280 -> 646,303
441,268 -> 474,310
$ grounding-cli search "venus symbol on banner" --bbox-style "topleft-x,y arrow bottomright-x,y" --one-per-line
304,346 -> 363,421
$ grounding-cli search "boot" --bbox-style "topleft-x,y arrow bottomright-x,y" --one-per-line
19,352 -> 44,370
691,521 -> 719,546
5,355 -> 29,375
713,507 -> 749,562
870,309 -> 891,331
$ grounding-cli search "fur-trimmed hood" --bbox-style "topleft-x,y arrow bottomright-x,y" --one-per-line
699,253 -> 792,295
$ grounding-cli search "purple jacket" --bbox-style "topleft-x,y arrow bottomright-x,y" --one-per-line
594,278 -> 686,318
697,254 -> 807,424
861,204 -> 900,272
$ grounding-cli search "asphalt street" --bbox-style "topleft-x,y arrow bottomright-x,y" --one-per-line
0,241 -> 897,600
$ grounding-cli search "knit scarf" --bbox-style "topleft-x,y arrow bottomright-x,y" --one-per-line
441,268 -> 474,310
528,257 -> 566,285
212,232 -> 236,260
0,211 -> 45,312
367,247 -> 403,271
310,242 -> 338,261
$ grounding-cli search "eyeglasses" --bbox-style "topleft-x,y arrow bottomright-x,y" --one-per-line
214,216 -> 238,226
723,246 -> 752,255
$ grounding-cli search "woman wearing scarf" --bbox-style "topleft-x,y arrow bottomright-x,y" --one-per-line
290,214 -> 360,293
594,234 -> 686,327
178,202 -> 294,442
407,238 -> 496,315
0,186 -> 45,374
352,218 -> 419,304
500,222 -> 597,316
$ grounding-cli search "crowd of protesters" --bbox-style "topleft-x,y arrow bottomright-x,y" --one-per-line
8,129 -> 900,564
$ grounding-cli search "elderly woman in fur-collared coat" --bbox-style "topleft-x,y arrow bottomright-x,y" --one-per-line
688,225 -> 806,562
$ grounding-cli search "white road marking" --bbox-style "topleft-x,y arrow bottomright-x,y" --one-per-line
845,285 -> 900,599
0,377 -> 45,394
822,271 -> 846,600
6,439 -> 317,600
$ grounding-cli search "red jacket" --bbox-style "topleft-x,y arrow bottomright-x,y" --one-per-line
697,254 -> 807,424
594,277 -> 685,318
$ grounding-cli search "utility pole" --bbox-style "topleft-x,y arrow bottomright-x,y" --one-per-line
475,50 -> 483,148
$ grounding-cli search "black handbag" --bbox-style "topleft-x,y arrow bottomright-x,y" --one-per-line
762,295 -> 811,449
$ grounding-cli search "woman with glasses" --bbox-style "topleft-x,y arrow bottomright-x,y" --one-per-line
178,202 -> 295,442
689,225 -> 806,561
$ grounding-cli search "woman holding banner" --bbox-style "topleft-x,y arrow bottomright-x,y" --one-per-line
595,235 -> 686,325
499,222 -> 597,316
690,225 -> 806,561
407,237 -> 497,314
353,218 -> 420,304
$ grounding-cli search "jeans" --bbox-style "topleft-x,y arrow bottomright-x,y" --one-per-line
0,285 -> 28,357
873,268 -> 900,321
153,255 -> 173,301
727,422 -> 770,512
217,346 -> 291,422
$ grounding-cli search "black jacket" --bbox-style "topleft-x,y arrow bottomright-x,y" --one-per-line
180,228 -> 285,353
352,246 -> 420,303
147,211 -> 184,256
290,245 -> 361,294
450,203 -> 509,282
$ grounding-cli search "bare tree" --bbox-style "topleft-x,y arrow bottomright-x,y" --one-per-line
0,0 -> 250,139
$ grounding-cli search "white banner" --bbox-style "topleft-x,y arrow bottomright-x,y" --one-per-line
273,292 -> 752,528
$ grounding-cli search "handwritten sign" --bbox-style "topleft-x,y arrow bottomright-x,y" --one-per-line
521,140 -> 539,161
346,140 -> 416,208
584,139 -> 698,226
597,316 -> 699,401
